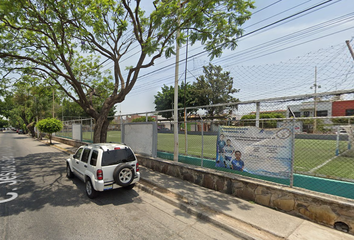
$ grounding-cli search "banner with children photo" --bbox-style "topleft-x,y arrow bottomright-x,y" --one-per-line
216,123 -> 294,179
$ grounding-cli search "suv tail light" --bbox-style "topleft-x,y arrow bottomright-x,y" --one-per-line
136,163 -> 139,172
97,169 -> 103,180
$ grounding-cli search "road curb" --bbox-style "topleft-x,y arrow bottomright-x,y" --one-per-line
40,140 -> 75,155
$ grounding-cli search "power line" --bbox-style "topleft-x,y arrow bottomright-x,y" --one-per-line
128,12 -> 354,95
244,0 -> 313,29
99,0 -> 337,74
251,0 -> 284,15
126,0 -> 341,82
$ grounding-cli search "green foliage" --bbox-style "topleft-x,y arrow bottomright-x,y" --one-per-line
332,118 -> 351,125
0,119 -> 8,128
57,99 -> 90,120
241,113 -> 285,128
301,118 -> 327,133
36,118 -> 63,134
0,94 -> 14,119
154,82 -> 196,119
241,112 -> 285,120
154,64 -> 240,119
132,116 -> 155,122
192,64 -> 239,116
0,0 -> 254,142
5,80 -> 55,136
36,118 -> 63,144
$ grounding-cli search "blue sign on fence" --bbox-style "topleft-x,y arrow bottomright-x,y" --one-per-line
216,124 -> 294,179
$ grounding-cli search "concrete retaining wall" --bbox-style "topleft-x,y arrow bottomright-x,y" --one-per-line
138,155 -> 354,234
53,136 -> 84,148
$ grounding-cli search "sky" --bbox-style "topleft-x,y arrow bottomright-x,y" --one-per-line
109,0 -> 354,116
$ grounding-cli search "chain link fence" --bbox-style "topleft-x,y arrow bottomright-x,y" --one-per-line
56,92 -> 354,199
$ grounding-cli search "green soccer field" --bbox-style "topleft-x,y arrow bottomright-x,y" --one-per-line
157,134 -> 352,180
56,130 -> 352,180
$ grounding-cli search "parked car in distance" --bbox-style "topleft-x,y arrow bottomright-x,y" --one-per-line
335,128 -> 354,135
66,143 -> 140,198
338,129 -> 347,135
158,127 -> 171,132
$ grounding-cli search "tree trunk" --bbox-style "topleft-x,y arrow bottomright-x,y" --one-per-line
93,114 -> 110,143
27,125 -> 36,138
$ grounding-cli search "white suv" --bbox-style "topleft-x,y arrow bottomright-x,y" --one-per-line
66,143 -> 140,198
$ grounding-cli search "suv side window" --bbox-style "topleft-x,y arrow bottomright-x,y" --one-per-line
74,148 -> 83,160
89,150 -> 98,166
81,148 -> 91,163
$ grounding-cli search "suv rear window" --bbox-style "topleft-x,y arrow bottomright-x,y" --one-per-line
101,148 -> 136,166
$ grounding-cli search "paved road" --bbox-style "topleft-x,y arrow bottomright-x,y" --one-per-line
0,131 -> 240,240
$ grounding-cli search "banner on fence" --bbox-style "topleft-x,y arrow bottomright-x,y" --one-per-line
216,124 -> 294,178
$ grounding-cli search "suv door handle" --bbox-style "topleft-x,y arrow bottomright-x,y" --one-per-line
84,165 -> 87,168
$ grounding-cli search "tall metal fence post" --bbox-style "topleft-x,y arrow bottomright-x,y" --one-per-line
256,102 -> 260,128
290,118 -> 295,188
201,118 -> 204,167
336,126 -> 340,156
184,114 -> 188,155
120,114 -> 123,143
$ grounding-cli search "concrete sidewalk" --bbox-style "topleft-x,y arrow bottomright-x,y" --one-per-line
138,166 -> 353,240
47,139 -> 354,240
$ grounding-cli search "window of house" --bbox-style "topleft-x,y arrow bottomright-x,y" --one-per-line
293,112 -> 301,117
345,109 -> 354,116
316,110 -> 328,117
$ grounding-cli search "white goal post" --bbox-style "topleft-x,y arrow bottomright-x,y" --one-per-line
336,125 -> 354,156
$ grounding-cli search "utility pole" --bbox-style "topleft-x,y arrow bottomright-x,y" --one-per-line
184,29 -> 189,155
173,1 -> 181,162
312,67 -> 320,133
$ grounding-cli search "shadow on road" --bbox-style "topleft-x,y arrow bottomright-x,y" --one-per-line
1,151 -> 140,216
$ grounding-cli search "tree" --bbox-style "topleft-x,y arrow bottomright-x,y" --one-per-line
6,80 -> 54,137
241,113 -> 285,128
0,92 -> 14,120
56,99 -> 89,121
0,0 -> 254,143
56,98 -> 116,122
132,116 -> 155,122
0,119 -> 8,128
36,118 -> 63,144
154,82 -> 195,119
192,63 -> 239,117
332,118 -> 352,125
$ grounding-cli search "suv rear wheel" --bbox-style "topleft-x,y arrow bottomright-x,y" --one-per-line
86,179 -> 98,199
113,164 -> 135,187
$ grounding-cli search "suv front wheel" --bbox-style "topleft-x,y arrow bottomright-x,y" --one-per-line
66,164 -> 74,179
113,164 -> 135,187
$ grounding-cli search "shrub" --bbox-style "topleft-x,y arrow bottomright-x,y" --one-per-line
36,118 -> 63,144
